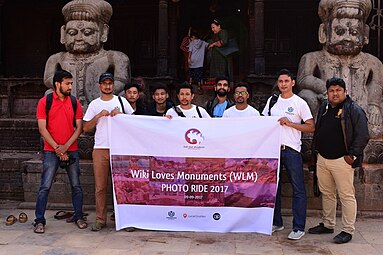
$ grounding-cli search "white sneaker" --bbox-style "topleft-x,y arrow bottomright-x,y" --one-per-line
272,225 -> 284,233
288,230 -> 305,240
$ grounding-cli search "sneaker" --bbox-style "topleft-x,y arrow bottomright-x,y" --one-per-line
333,231 -> 352,244
272,225 -> 284,233
288,230 -> 305,240
91,221 -> 106,232
124,227 -> 136,232
308,223 -> 334,234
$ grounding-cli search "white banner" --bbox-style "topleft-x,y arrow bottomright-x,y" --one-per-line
109,115 -> 281,234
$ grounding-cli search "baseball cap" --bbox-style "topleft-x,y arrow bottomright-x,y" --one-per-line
99,73 -> 114,83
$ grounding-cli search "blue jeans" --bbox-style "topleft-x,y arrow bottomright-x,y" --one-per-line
273,147 -> 307,231
34,151 -> 83,225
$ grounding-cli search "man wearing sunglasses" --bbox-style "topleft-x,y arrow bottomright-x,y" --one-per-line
222,82 -> 260,118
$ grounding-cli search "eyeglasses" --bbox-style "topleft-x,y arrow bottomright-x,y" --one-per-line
234,91 -> 249,96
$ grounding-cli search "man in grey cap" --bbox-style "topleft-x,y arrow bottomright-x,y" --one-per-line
83,72 -> 133,231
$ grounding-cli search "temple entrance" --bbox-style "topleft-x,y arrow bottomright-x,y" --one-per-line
178,0 -> 249,82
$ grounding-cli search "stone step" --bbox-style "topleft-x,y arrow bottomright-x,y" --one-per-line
0,119 -> 40,151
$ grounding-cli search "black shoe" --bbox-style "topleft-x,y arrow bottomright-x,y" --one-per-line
308,223 -> 334,234
333,231 -> 352,244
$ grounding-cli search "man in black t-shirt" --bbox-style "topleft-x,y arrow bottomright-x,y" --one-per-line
309,77 -> 369,244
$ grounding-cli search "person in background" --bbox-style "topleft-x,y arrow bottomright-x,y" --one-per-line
208,19 -> 233,81
188,30 -> 209,95
180,27 -> 191,81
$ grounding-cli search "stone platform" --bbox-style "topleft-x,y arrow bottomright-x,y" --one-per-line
18,159 -> 383,212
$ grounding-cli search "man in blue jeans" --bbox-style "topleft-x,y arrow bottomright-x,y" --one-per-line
262,69 -> 315,240
34,69 -> 86,233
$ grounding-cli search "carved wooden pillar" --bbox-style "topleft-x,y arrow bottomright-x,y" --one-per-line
0,0 -> 5,74
157,0 -> 169,76
248,0 -> 255,74
168,1 -> 179,77
254,0 -> 265,75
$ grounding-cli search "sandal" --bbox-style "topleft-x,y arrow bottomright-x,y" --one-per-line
34,223 -> 45,234
18,212 -> 28,223
75,219 -> 88,229
5,215 -> 17,226
54,210 -> 73,220
91,221 -> 106,232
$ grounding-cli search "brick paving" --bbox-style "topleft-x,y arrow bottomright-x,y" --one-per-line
0,202 -> 382,255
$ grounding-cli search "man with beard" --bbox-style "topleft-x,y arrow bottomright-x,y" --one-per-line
146,83 -> 174,116
43,0 -> 130,111
166,83 -> 210,118
297,0 -> 383,137
34,70 -> 86,233
204,76 -> 234,117
83,73 -> 133,231
222,82 -> 260,117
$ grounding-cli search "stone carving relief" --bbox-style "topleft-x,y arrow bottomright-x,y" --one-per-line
43,0 -> 131,110
297,0 -> 383,138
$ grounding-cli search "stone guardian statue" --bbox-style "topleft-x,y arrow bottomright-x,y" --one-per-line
297,0 -> 383,138
43,0 -> 131,110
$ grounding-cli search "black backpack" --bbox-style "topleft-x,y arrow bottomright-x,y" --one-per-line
45,93 -> 77,127
267,93 -> 279,116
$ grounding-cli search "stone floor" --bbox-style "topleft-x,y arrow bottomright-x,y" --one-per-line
0,205 -> 382,255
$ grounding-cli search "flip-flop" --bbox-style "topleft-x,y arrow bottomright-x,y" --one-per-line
75,219 -> 88,229
5,215 -> 17,226
54,210 -> 73,220
34,223 -> 45,234
18,212 -> 28,223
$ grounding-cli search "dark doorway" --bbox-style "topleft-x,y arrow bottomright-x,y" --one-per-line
178,0 -> 249,82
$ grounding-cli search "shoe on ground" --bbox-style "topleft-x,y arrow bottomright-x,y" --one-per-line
124,227 -> 136,232
272,225 -> 284,233
91,221 -> 106,232
308,223 -> 334,234
288,230 -> 305,240
333,231 -> 352,244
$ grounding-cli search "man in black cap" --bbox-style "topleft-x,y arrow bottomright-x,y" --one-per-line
83,72 -> 133,231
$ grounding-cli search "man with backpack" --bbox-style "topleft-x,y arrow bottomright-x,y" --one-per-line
34,69 -> 86,233
165,83 -> 210,118
262,69 -> 315,240
83,73 -> 134,231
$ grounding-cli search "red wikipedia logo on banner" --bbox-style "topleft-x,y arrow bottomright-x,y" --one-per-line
185,128 -> 204,145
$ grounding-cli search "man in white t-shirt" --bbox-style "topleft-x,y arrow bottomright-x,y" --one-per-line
223,82 -> 260,118
165,83 -> 210,118
83,73 -> 133,231
262,69 -> 315,240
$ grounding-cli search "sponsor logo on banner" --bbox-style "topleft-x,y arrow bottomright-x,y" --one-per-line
182,213 -> 207,219
212,213 -> 221,221
166,211 -> 177,220
184,128 -> 205,150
